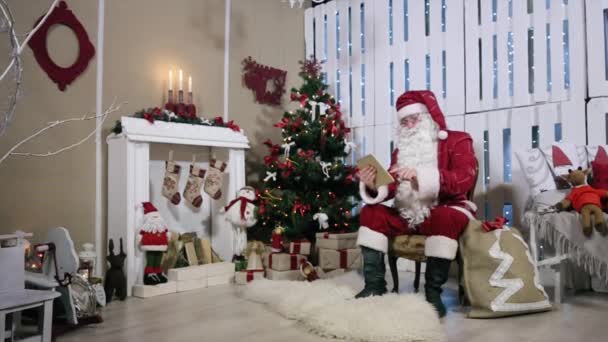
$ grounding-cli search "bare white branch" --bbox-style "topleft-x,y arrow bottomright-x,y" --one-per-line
0,0 -> 59,82
0,100 -> 123,165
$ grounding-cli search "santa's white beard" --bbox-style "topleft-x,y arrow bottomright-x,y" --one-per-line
394,113 -> 438,226
140,214 -> 167,233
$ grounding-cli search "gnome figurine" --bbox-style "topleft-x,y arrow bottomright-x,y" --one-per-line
137,202 -> 171,285
221,186 -> 258,260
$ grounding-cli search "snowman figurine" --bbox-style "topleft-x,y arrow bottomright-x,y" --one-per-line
221,186 -> 258,260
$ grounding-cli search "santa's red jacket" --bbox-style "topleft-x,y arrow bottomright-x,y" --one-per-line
357,130 -> 478,260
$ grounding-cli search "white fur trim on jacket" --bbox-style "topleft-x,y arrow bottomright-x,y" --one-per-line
359,182 -> 389,205
424,235 -> 458,260
140,245 -> 168,252
415,166 -> 440,201
449,205 -> 475,220
357,226 -> 388,253
397,103 -> 428,119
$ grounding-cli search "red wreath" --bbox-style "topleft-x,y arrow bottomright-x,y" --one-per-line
242,57 -> 287,106
28,1 -> 95,91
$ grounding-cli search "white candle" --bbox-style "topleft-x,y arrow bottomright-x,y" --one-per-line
188,76 -> 192,93
179,69 -> 183,91
168,70 -> 173,90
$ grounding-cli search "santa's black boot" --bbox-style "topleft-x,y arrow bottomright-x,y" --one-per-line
424,257 -> 451,317
355,246 -> 387,298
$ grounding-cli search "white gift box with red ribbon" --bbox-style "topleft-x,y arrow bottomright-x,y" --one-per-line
235,269 -> 265,285
265,268 -> 305,281
263,252 -> 308,271
318,248 -> 362,270
288,239 -> 311,255
315,232 -> 358,250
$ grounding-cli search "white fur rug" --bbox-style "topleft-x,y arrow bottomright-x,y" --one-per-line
238,272 -> 446,342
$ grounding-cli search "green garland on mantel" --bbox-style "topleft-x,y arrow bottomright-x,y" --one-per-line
111,107 -> 242,135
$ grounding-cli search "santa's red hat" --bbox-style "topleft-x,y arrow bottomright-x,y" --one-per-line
395,90 -> 448,140
142,202 -> 158,216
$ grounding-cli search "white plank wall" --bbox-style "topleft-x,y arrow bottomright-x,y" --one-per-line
305,0 -> 594,228
586,0 -> 608,97
463,0 -> 585,113
588,98 -> 608,145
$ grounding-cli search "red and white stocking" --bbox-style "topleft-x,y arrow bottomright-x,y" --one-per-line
162,161 -> 181,205
204,159 -> 227,200
183,165 -> 206,208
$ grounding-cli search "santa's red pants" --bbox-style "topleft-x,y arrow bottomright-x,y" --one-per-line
357,204 -> 471,260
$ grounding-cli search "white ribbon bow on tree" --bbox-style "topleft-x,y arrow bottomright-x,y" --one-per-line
308,100 -> 319,121
313,212 -> 329,230
344,141 -> 357,154
264,171 -> 277,182
282,142 -> 296,158
319,161 -> 332,179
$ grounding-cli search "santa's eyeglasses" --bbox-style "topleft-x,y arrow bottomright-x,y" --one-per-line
399,113 -> 424,127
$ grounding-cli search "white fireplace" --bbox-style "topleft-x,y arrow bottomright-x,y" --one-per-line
107,117 -> 250,296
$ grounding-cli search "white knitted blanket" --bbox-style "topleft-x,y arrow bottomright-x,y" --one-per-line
524,211 -> 608,284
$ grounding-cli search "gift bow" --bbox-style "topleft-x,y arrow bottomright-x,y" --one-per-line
263,171 -> 277,182
319,161 -> 332,179
282,142 -> 296,158
482,216 -> 508,232
313,212 -> 329,230
344,141 -> 357,154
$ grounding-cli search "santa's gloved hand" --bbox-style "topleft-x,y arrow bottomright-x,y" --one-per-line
554,202 -> 564,212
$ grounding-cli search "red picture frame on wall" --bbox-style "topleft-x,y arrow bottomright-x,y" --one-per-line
28,1 -> 95,91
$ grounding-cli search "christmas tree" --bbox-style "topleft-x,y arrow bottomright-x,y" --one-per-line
254,58 -> 360,242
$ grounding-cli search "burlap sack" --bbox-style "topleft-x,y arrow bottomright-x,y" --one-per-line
459,220 -> 552,318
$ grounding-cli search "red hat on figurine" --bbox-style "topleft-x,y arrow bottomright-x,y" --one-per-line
142,202 -> 158,216
395,90 -> 448,140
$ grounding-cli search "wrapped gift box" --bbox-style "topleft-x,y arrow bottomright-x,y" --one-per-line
318,248 -> 362,270
265,269 -> 305,281
263,253 -> 307,271
133,282 -> 177,298
289,240 -> 311,255
168,265 -> 207,281
208,273 -> 234,287
205,262 -> 236,276
176,278 -> 207,292
315,232 -> 358,250
235,270 -> 265,285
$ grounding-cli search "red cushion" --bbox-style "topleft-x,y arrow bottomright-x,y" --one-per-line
591,161 -> 608,190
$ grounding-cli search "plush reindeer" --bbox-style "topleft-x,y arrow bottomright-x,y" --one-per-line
554,167 -> 608,237
104,238 -> 127,302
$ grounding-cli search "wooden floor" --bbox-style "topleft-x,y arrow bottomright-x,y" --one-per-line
58,272 -> 608,342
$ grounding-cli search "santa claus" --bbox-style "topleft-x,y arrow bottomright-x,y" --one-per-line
355,90 -> 477,317
137,202 -> 171,285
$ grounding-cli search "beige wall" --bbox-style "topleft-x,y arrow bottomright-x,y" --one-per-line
229,0 -> 305,182
0,1 -> 305,251
0,1 -> 99,246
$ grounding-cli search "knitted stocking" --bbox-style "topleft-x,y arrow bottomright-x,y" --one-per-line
204,159 -> 227,200
183,165 -> 206,208
162,161 -> 181,205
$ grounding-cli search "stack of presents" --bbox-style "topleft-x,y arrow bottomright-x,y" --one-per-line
234,231 -> 362,285
134,233 -> 235,298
